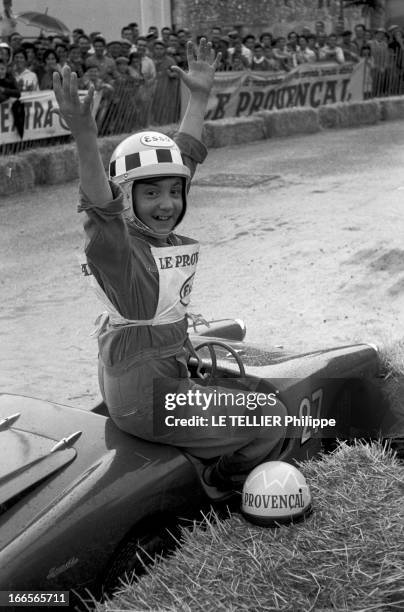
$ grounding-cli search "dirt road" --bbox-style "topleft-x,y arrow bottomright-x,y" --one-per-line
1,121 -> 404,408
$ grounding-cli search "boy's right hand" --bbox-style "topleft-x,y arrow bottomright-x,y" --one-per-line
53,66 -> 97,139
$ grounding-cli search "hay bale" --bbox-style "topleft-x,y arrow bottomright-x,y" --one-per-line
0,155 -> 35,196
256,108 -> 320,138
379,96 -> 404,121
319,101 -> 380,129
203,116 -> 266,148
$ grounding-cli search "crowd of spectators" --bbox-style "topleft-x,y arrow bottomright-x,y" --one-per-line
0,19 -> 403,134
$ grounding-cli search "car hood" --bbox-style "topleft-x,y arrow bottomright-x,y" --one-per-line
0,393 -> 186,550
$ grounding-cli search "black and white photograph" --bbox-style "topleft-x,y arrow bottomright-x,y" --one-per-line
1,1 -> 404,611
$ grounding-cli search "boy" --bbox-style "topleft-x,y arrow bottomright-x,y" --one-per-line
53,39 -> 286,490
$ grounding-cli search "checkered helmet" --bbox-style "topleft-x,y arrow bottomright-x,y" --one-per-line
109,131 -> 191,226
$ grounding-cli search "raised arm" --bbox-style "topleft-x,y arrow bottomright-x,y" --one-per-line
53,66 -> 112,206
171,38 -> 220,141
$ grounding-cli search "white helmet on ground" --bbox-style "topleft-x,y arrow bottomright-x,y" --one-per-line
109,131 -> 191,228
241,461 -> 312,527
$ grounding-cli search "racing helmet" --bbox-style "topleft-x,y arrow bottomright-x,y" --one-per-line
109,131 -> 191,228
241,461 -> 312,527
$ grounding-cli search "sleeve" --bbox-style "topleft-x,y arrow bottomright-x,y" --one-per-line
337,47 -> 345,64
77,181 -> 131,270
77,181 -> 155,318
174,131 -> 208,181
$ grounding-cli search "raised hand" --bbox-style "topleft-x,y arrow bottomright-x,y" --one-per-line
171,37 -> 221,98
53,66 -> 97,139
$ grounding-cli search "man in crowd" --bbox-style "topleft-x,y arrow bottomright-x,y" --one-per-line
353,23 -> 367,54
369,27 -> 389,96
13,47 -> 39,91
85,35 -> 117,83
340,30 -> 360,62
319,33 -> 345,63
78,34 -> 92,64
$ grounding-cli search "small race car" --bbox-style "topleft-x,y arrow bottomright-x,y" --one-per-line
0,319 -> 400,610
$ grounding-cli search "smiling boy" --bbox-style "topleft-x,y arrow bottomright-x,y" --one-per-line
53,39 -> 286,490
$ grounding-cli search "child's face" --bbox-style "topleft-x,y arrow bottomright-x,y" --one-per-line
133,177 -> 183,232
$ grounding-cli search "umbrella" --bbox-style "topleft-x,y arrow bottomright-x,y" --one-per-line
14,11 -> 70,36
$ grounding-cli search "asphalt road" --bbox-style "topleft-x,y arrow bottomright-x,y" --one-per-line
1,120 -> 404,408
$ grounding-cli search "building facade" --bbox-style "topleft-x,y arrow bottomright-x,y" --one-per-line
171,0 -> 363,38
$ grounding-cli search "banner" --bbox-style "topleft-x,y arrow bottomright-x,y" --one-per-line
181,61 -> 365,120
0,90 -> 101,145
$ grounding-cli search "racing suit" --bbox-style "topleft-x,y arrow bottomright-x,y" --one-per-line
79,131 -> 286,474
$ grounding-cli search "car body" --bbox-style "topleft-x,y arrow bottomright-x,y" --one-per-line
0,319 -> 398,608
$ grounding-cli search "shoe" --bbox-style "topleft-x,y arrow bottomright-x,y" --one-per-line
203,464 -> 247,491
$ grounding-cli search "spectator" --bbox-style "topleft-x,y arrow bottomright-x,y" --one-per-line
128,22 -> 140,44
33,37 -> 50,63
229,52 -> 249,71
210,25 -> 223,52
340,30 -> 360,62
287,31 -> 299,52
38,49 -> 60,90
243,33 -> 256,57
361,44 -> 374,99
161,27 -> 172,45
13,48 -> 39,91
78,34 -> 92,64
0,42 -> 13,75
135,36 -> 156,86
259,32 -> 273,48
106,40 -> 123,61
86,35 -> 117,83
263,44 -> 281,70
295,35 -> 317,64
388,25 -> 404,95
315,20 -> 326,37
67,44 -> 85,78
272,36 -> 293,71
0,57 -> 19,101
148,26 -> 159,39
0,56 -> 24,138
307,34 -> 320,60
228,32 -> 252,66
121,25 -> 134,45
119,38 -> 133,58
89,31 -> 102,44
317,32 -> 328,50
175,29 -> 188,69
103,56 -> 139,134
79,64 -> 114,132
319,33 -> 345,64
55,44 -> 69,70
251,43 -> 271,71
127,49 -> 147,127
368,28 -> 389,95
128,50 -> 144,85
151,39 -> 180,125
9,32 -> 23,52
72,28 -> 85,44
216,36 -> 231,71
353,23 -> 367,53
21,42 -> 39,71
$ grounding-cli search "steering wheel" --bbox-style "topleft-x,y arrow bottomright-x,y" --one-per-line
192,340 -> 246,384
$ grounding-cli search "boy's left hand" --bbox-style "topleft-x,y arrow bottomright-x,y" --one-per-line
171,38 -> 221,98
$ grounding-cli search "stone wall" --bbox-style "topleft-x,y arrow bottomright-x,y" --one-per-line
172,0 -> 362,38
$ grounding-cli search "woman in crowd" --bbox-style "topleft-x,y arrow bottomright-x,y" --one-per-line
37,49 -> 60,90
